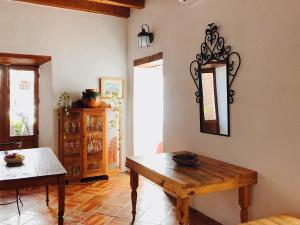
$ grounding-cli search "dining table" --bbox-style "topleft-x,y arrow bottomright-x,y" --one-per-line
0,147 -> 66,224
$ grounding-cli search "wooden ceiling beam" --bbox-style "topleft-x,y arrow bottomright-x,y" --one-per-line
16,0 -> 130,18
87,0 -> 144,9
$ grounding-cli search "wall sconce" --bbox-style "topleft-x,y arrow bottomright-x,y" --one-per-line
137,24 -> 154,48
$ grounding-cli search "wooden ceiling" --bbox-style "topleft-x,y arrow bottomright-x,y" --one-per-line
15,0 -> 145,18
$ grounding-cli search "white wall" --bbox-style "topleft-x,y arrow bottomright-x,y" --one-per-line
0,0 -> 128,155
39,61 -> 54,149
128,0 -> 300,224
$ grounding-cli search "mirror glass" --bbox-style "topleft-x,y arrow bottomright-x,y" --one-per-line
200,61 -> 229,136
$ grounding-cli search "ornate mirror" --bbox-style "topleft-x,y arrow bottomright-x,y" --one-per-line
190,23 -> 241,136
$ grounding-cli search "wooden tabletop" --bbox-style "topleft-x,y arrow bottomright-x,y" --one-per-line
0,148 -> 66,182
126,151 -> 257,195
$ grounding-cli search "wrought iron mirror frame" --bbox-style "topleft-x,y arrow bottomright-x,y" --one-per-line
190,23 -> 241,136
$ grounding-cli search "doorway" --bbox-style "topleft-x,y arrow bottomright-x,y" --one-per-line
133,53 -> 163,156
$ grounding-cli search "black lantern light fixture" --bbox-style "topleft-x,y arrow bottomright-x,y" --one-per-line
137,24 -> 154,48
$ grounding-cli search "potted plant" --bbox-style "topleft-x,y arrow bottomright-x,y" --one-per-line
82,89 -> 101,108
56,92 -> 72,117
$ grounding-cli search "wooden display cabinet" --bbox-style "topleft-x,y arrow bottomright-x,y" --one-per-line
59,108 -> 121,182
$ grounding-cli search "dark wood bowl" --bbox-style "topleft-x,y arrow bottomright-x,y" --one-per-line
172,153 -> 199,166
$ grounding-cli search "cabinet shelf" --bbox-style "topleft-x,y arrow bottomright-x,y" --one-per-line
64,153 -> 80,157
87,152 -> 103,156
86,131 -> 103,135
64,134 -> 80,139
65,132 -> 80,135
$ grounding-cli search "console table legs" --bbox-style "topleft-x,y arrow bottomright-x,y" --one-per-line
130,170 -> 139,222
239,185 -> 251,223
176,197 -> 190,225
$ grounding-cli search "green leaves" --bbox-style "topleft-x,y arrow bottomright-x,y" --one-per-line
56,92 -> 71,117
82,90 -> 101,100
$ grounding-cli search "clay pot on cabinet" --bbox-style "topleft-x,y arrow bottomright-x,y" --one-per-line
82,89 -> 101,108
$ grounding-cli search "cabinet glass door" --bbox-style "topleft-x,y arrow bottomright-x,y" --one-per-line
85,114 -> 104,176
63,111 -> 81,178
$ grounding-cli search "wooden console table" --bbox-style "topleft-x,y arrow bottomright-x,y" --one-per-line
0,148 -> 66,224
126,151 -> 257,225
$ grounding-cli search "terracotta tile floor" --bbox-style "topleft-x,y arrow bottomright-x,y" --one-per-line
0,173 -> 221,225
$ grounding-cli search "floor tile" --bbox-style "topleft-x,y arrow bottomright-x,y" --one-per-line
64,211 -> 91,224
67,193 -> 94,205
94,204 -> 123,217
1,213 -> 35,225
81,213 -> 112,225
76,201 -> 100,213
107,217 -> 132,225
138,212 -> 167,224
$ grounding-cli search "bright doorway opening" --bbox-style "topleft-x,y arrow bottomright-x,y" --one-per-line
133,54 -> 163,156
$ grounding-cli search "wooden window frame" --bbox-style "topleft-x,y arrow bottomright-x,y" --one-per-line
0,65 -> 39,148
0,52 -> 50,148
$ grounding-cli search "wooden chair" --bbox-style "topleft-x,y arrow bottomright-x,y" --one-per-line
0,142 -> 49,214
